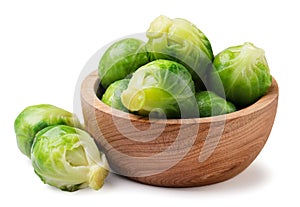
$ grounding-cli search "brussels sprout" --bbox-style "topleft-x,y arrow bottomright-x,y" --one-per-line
196,91 -> 236,117
14,104 -> 81,158
121,59 -> 198,118
210,42 -> 272,106
98,38 -> 149,88
101,79 -> 130,112
31,125 -> 109,192
146,15 -> 214,89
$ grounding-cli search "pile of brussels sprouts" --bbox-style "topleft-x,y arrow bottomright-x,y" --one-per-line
14,104 -> 109,192
99,15 -> 272,118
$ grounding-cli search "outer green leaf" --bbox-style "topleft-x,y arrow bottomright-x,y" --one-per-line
98,38 -> 149,88
196,91 -> 236,117
14,104 -> 81,158
210,42 -> 272,107
102,79 -> 129,112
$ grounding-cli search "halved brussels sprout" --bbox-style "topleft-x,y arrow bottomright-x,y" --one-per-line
146,15 -> 214,89
31,125 -> 109,192
209,42 -> 272,106
121,59 -> 198,118
196,91 -> 236,117
98,38 -> 149,88
101,79 -> 130,112
14,104 -> 81,158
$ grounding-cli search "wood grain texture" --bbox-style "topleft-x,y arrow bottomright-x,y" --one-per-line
81,71 -> 279,187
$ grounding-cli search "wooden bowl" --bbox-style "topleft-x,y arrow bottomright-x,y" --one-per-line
81,71 -> 278,187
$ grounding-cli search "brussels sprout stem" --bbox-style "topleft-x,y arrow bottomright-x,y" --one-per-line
88,165 -> 109,190
121,90 -> 146,111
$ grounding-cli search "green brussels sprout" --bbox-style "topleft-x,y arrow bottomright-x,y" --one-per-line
196,91 -> 236,117
121,59 -> 198,118
98,38 -> 149,88
31,125 -> 109,192
101,79 -> 130,112
146,15 -> 214,89
14,104 -> 81,158
210,42 -> 272,106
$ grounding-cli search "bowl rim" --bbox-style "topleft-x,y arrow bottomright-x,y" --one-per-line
81,71 -> 279,125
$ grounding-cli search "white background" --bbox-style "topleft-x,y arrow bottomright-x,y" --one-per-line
0,0 -> 299,206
